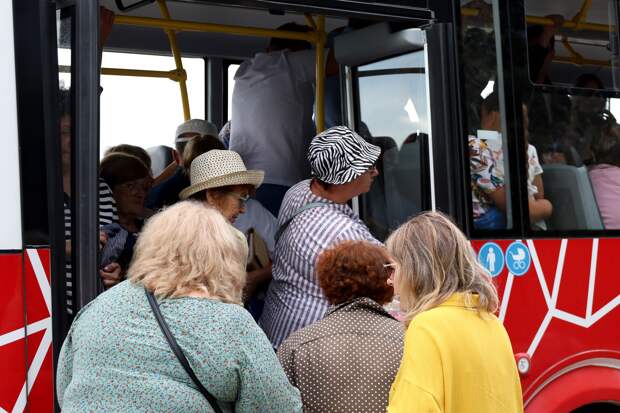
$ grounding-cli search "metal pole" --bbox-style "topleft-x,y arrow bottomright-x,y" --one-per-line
315,15 -> 326,133
156,0 -> 190,120
74,0 -> 100,309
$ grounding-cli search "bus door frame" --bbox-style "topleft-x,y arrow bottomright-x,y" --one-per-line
342,22 -> 467,230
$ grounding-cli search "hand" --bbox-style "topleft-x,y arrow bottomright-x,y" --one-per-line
100,262 -> 122,289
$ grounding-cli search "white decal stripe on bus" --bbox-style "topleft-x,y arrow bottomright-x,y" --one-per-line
526,239 -> 552,306
524,239 -> 620,358
498,272 -> 514,323
12,323 -> 52,413
26,249 -> 52,314
0,1 -> 22,250
550,239 -> 567,307
586,238 -> 599,318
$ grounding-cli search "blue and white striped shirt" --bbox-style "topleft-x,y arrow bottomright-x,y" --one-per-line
259,180 -> 379,348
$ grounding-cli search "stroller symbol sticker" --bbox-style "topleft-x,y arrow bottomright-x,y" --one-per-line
505,242 -> 531,276
478,242 -> 504,277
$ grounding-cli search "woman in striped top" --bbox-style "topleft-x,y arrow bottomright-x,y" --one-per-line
259,126 -> 382,349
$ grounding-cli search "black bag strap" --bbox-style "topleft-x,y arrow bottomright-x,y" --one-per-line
145,289 -> 223,413
274,201 -> 330,244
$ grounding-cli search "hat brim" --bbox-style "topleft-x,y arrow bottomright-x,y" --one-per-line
179,170 -> 264,200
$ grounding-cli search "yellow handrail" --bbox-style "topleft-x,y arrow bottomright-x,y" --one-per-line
113,11 -> 328,131
156,0 -> 190,121
101,67 -> 186,81
461,7 -> 612,33
115,14 -> 319,42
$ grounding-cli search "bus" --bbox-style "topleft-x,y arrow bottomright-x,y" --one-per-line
2,0 -> 619,411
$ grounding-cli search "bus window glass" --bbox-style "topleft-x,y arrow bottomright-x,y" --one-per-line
516,0 -> 620,231
227,63 -> 240,121
99,52 -> 205,158
460,0 -> 513,232
57,8 -> 74,316
355,50 -> 430,240
525,0 -> 620,89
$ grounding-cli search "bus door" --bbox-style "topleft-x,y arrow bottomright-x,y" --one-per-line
336,22 -> 465,240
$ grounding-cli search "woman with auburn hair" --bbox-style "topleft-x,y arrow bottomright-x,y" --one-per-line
278,240 -> 403,413
386,211 -> 523,413
56,202 -> 302,413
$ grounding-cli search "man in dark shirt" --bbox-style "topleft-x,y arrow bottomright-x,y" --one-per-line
147,119 -> 220,209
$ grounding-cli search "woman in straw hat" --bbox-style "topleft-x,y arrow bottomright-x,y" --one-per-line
179,149 -> 264,224
180,149 -> 272,307
385,211 -> 523,413
56,202 -> 302,412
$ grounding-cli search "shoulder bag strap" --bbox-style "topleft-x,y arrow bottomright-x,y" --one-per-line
145,289 -> 223,413
274,201 -> 330,244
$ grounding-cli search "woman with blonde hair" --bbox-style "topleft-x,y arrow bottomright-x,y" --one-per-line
56,202 -> 302,412
386,211 -> 523,413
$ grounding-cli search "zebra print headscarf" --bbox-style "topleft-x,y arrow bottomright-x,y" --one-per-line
308,126 -> 381,185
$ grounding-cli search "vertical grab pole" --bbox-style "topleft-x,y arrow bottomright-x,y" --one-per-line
315,15 -> 326,133
156,0 -> 190,120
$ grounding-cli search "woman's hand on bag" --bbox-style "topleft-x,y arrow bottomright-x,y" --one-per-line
100,262 -> 122,289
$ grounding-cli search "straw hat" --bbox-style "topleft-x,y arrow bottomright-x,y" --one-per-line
179,150 -> 264,199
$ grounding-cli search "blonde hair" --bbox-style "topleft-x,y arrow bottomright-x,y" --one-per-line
386,211 -> 498,326
128,201 -> 248,303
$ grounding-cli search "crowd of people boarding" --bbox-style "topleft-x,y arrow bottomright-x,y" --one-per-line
57,20 -> 524,413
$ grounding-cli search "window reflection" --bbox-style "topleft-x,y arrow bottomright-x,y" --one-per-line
356,51 -> 430,240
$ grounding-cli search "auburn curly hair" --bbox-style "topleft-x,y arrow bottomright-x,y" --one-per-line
317,241 -> 394,305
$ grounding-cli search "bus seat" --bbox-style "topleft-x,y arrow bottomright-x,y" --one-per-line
147,145 -> 174,177
541,164 -> 604,230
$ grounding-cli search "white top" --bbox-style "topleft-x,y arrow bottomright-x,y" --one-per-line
527,144 -> 543,197
230,49 -> 317,187
234,198 -> 277,255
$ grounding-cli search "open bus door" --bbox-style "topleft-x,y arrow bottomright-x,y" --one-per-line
337,22 -> 466,240
1,0 -> 102,411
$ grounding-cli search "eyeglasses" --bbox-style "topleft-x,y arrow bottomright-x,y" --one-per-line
225,192 -> 251,207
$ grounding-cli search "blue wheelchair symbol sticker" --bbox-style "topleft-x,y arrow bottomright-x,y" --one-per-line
478,242 -> 504,277
505,241 -> 531,276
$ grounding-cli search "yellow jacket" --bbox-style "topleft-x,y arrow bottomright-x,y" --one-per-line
387,293 -> 524,413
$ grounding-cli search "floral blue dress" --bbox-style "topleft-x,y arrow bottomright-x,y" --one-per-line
57,280 -> 302,412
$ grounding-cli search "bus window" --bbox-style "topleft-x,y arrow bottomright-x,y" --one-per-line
512,0 -> 620,231
226,63 -> 240,122
100,52 -> 205,158
57,8 -> 74,316
354,51 -> 431,240
524,0 -> 620,89
460,0 -> 513,232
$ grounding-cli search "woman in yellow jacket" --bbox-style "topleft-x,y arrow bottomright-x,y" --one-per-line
385,212 -> 523,413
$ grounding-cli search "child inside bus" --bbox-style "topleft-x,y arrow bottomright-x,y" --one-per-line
471,94 -> 552,229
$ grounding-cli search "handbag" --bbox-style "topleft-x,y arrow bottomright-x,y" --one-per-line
145,289 -> 223,413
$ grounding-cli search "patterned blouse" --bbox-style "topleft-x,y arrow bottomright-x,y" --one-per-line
277,298 -> 404,413
469,136 -> 504,219
259,180 -> 380,349
57,280 -> 302,412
